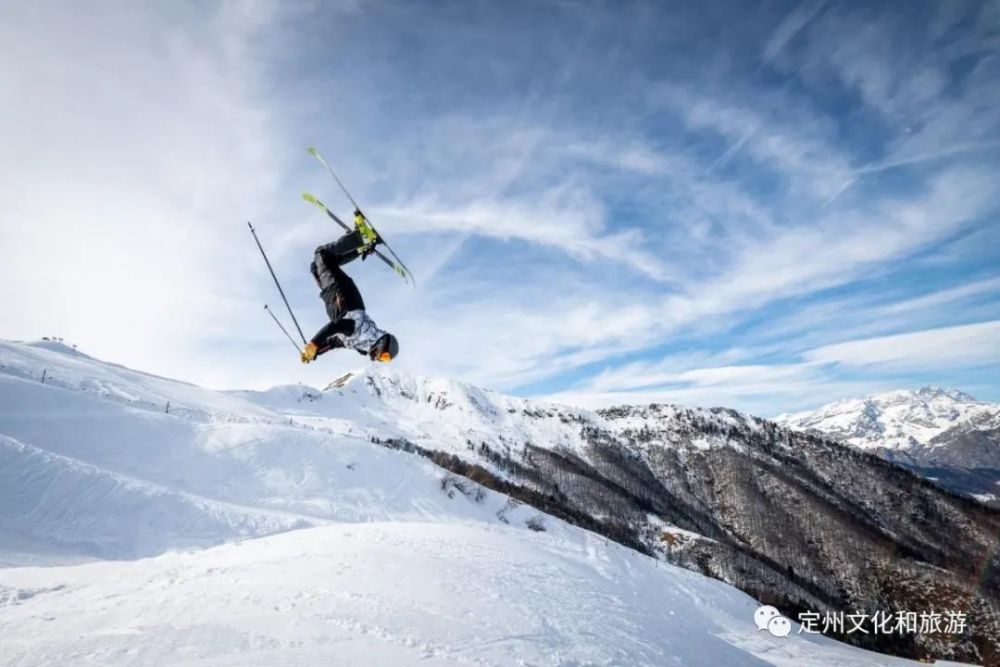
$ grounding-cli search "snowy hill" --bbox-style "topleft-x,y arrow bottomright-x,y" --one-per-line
776,387 -> 1000,503
0,339 -> 996,665
0,341 -> 539,562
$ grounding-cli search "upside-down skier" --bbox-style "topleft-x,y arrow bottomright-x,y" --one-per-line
300,212 -> 400,365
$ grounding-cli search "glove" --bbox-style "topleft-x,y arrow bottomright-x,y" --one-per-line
301,342 -> 318,364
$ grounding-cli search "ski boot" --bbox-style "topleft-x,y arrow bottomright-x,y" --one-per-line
354,209 -> 381,259
354,210 -> 378,245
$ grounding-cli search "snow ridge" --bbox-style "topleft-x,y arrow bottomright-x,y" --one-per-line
776,385 -> 999,453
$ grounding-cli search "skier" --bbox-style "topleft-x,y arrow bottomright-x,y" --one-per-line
300,213 -> 400,364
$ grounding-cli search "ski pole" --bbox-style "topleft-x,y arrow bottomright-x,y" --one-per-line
248,221 -> 307,345
264,305 -> 303,354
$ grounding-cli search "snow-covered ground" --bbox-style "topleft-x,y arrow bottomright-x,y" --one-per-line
0,339 -> 924,665
0,522 -> 921,667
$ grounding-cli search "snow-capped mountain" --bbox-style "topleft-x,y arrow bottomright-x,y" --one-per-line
776,387 -> 1000,504
776,386 -> 998,458
1,339 -> 998,665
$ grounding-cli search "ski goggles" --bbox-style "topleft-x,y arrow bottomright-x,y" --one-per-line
376,350 -> 392,363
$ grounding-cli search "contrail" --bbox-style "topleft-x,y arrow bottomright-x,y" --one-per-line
761,0 -> 831,65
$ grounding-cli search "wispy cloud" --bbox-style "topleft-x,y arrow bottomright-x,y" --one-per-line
877,277 -> 1000,317
761,0 -> 830,63
376,187 -> 671,283
804,320 -> 1000,370
0,1 -> 297,386
2,1 -> 997,415
546,320 -> 1000,416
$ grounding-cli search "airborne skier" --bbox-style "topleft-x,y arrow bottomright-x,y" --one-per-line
300,213 -> 400,364
248,149 -> 410,364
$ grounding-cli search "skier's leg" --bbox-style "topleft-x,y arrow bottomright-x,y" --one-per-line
313,230 -> 368,321
315,256 -> 366,321
313,230 -> 364,292
327,230 -> 367,267
327,263 -> 366,313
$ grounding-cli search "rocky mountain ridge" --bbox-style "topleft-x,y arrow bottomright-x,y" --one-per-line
776,387 -> 1000,504
305,369 -> 1000,665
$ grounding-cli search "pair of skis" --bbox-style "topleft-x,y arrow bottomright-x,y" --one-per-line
304,146 -> 415,287
249,146 -> 415,356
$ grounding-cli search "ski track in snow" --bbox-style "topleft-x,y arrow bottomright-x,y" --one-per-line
0,340 -> 922,666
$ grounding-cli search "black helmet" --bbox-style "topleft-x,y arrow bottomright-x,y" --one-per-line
370,333 -> 399,363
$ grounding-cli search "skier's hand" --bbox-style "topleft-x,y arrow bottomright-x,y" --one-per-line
301,342 -> 318,364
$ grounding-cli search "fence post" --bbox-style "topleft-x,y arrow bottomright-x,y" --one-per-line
165,401 -> 170,414
41,369 -> 47,384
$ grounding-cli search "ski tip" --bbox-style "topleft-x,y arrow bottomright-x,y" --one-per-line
302,192 -> 319,205
306,146 -> 319,157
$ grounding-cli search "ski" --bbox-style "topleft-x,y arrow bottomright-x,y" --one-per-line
307,146 -> 362,213
302,192 -> 415,286
304,146 -> 415,288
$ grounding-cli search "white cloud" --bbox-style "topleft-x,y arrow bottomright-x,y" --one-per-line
804,320 -> 1000,369
385,285 -> 664,391
796,3 -> 1000,177
547,311 -> 1000,416
413,157 -> 994,393
376,189 -> 671,283
544,321 -> 1000,415
2,1 -> 996,411
0,1 -> 295,387
649,82 -> 853,200
560,139 -> 671,176
877,277 -> 1000,316
687,166 -> 996,315
694,267 -> 1000,366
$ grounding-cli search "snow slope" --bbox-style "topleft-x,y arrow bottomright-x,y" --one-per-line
0,339 -> 924,665
0,341 -> 544,561
0,523 -> 919,667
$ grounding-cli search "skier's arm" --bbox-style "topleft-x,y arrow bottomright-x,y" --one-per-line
310,318 -> 355,356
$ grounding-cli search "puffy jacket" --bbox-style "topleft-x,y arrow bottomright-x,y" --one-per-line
312,309 -> 388,357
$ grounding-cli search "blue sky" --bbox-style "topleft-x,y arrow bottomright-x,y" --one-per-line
2,0 -> 998,416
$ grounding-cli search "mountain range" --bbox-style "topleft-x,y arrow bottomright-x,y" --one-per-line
777,387 -> 1000,505
1,339 -> 998,665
